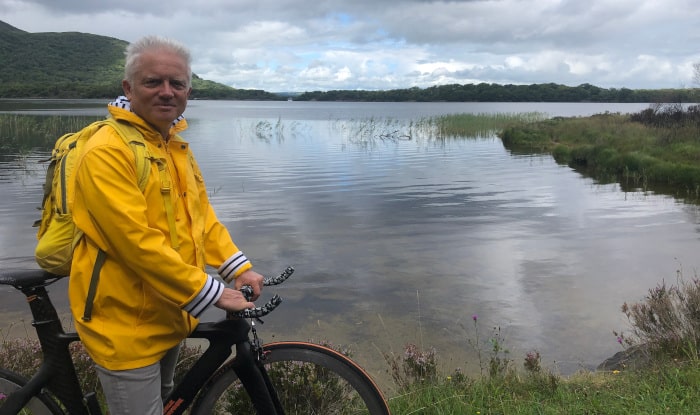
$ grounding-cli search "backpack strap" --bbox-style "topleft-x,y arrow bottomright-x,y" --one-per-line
156,159 -> 181,251
82,248 -> 106,322
103,118 -> 150,192
106,118 -> 179,250
81,118 -> 179,321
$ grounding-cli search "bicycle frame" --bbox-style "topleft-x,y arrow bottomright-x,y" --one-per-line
0,270 -> 290,415
164,319 -> 284,415
0,277 -> 94,415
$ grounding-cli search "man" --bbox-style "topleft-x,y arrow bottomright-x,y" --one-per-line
68,35 -> 264,414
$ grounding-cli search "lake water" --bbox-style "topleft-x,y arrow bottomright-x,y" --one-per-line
1,100 -> 697,388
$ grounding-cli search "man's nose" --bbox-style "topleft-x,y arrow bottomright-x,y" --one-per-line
159,81 -> 175,97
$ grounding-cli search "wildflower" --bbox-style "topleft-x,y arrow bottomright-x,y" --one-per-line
613,370 -> 620,374
472,314 -> 478,322
617,336 -> 623,344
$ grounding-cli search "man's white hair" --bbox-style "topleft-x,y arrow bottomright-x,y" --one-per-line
124,35 -> 192,86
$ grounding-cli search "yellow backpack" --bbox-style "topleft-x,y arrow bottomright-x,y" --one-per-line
34,117 -> 152,276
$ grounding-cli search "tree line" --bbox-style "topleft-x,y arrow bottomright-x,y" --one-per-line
294,83 -> 698,103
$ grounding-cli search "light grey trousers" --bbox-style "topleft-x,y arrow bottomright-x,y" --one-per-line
95,343 -> 181,415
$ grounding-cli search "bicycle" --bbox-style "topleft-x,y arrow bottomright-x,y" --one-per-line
0,266 -> 391,414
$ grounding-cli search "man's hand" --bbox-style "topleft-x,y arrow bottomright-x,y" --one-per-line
215,287 -> 255,311
233,269 -> 265,301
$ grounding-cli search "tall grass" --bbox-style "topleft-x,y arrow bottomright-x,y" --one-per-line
433,112 -> 547,139
500,106 -> 700,200
0,112 -> 543,154
0,114 -> 103,151
331,112 -> 547,147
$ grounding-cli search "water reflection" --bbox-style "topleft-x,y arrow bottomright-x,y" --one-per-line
0,102 -> 698,384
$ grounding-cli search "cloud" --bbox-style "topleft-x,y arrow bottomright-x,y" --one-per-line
2,0 -> 700,91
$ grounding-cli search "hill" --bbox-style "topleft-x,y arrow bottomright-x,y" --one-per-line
1,20 -> 697,102
0,21 -> 282,100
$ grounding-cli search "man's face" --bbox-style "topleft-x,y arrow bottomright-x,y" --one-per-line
122,49 -> 192,137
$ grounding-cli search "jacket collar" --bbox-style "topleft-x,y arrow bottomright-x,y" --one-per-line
107,96 -> 188,140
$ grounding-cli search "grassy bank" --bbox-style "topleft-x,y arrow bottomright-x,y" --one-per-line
3,337 -> 700,414
386,361 -> 700,414
4,275 -> 700,413
498,104 -> 700,201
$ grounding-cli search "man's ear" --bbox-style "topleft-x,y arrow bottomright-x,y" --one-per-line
122,79 -> 132,98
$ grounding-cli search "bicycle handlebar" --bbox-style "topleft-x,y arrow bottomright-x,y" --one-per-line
228,266 -> 294,319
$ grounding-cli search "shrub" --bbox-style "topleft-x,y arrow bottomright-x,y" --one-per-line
617,271 -> 700,359
385,343 -> 438,389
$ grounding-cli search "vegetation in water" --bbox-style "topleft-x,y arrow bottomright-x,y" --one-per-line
3,104 -> 700,204
500,103 -> 700,202
0,114 -> 103,152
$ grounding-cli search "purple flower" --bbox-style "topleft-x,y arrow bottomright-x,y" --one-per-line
617,336 -> 623,344
472,314 -> 478,322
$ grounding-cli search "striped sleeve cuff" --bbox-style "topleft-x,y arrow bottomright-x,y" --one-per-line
183,274 -> 224,318
217,251 -> 252,283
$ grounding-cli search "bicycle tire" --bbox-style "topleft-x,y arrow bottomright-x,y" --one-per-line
0,368 -> 64,415
190,341 -> 391,415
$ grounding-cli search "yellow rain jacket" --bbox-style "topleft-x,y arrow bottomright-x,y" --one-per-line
68,101 -> 251,371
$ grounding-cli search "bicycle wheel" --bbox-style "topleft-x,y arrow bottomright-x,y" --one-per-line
0,368 -> 64,415
191,341 -> 391,415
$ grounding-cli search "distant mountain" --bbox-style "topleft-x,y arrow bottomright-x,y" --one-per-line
0,20 -> 282,100
2,20 -> 696,103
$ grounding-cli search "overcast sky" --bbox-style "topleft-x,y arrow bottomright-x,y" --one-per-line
2,0 -> 699,92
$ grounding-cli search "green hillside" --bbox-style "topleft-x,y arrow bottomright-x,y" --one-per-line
0,21 -> 281,100
2,20 -> 697,102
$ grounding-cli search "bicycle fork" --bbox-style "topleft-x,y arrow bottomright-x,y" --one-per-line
232,320 -> 285,415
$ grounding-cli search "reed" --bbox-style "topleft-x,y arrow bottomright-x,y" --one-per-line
330,112 -> 547,147
0,114 -> 103,151
432,112 -> 547,139
500,108 -> 700,201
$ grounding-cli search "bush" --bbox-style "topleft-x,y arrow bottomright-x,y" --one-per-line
617,271 -> 700,359
384,343 -> 438,390
630,103 -> 700,128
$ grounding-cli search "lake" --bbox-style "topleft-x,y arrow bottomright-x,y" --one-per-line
1,100 -> 697,386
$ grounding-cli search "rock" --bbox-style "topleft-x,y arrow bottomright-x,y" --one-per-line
597,345 -> 652,372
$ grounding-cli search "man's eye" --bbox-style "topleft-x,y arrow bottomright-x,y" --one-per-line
144,79 -> 161,87
171,81 -> 187,90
